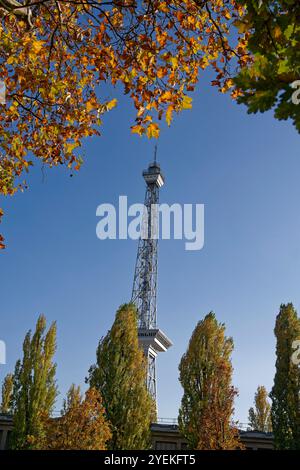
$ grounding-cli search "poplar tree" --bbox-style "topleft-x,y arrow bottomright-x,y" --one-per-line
0,373 -> 13,413
248,386 -> 272,432
88,303 -> 154,450
178,312 -> 241,450
10,315 -> 57,449
270,303 -> 300,449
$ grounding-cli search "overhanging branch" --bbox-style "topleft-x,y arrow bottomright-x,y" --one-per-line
0,0 -> 33,27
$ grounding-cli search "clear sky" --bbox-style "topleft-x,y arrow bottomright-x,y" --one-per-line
1,71 -> 300,425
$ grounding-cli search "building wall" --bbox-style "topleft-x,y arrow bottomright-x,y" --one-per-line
151,424 -> 274,450
151,424 -> 188,450
0,414 -> 13,450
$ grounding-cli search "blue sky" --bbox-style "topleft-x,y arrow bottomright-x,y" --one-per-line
1,72 -> 300,425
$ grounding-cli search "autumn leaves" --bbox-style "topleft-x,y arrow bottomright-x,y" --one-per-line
0,1 -> 252,248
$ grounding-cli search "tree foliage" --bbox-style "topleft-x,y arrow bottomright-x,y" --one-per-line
0,372 -> 13,413
1,2 -> 300,250
178,312 -> 242,450
270,303 -> 300,450
196,361 -> 242,449
38,385 -> 111,450
87,303 -> 154,450
248,385 -> 272,433
233,1 -> 300,131
0,0 -> 250,248
9,314 -> 58,449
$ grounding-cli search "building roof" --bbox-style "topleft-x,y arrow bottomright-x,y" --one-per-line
239,430 -> 274,440
0,413 -> 13,423
151,422 -> 274,439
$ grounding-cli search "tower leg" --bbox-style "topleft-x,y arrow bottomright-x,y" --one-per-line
147,349 -> 157,403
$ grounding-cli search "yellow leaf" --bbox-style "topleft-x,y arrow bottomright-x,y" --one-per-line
158,2 -> 169,13
86,100 -> 96,112
170,57 -> 178,68
31,40 -> 44,54
106,98 -> 118,110
65,142 -> 79,154
81,56 -> 89,66
225,79 -> 234,88
160,91 -> 173,102
182,95 -> 193,110
131,125 -> 144,136
273,26 -> 281,39
166,105 -> 174,126
157,68 -> 167,79
146,123 -> 160,139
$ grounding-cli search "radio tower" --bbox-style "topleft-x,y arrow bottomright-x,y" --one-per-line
131,147 -> 172,408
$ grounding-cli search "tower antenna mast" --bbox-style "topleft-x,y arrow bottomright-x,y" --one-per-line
154,144 -> 158,164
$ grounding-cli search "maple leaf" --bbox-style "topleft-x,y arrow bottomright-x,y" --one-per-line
146,123 -> 160,139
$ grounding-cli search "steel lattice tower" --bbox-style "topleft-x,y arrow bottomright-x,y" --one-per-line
131,152 -> 172,407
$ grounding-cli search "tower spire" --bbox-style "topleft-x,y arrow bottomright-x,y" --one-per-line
131,157 -> 172,408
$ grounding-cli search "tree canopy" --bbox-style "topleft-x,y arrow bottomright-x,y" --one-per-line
233,1 -> 300,132
9,315 -> 57,449
0,373 -> 13,413
38,385 -> 112,450
178,312 -> 242,450
1,1 -> 299,250
87,303 -> 154,450
0,0 -> 250,248
270,303 -> 300,450
248,385 -> 272,433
